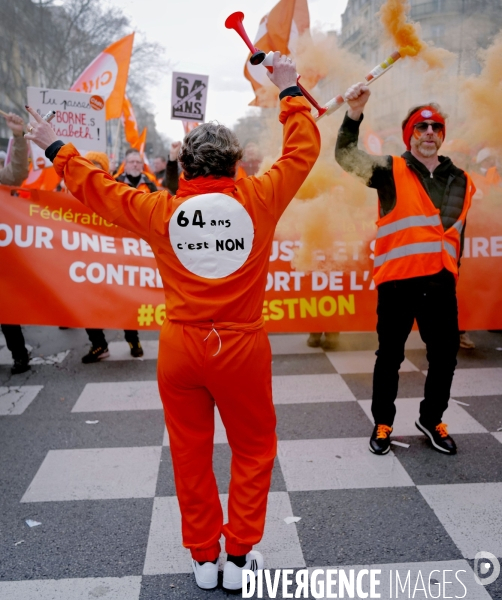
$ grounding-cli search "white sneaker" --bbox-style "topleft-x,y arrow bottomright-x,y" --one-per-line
223,550 -> 264,591
191,559 -> 218,590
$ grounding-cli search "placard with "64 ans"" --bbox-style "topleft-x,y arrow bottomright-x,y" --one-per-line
171,72 -> 209,123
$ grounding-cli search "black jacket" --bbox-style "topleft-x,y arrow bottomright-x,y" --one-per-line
115,172 -> 157,193
335,112 -> 467,252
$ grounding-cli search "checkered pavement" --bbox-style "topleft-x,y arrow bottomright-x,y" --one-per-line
1,329 -> 502,599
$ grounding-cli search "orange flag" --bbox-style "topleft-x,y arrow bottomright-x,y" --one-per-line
133,128 -> 147,156
122,94 -> 140,146
182,121 -> 199,135
71,33 -> 135,120
134,129 -> 155,173
244,0 -> 309,107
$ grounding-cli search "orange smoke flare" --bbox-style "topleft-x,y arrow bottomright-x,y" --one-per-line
379,0 -> 451,69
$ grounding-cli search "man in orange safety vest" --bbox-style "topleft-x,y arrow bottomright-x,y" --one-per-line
336,82 -> 475,457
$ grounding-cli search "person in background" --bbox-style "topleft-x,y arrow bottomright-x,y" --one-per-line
162,141 -> 182,195
307,332 -> 339,350
240,140 -> 263,176
79,150 -> 144,362
153,155 -> 167,188
471,147 -> 502,337
235,140 -> 263,181
0,113 -> 28,185
440,139 -> 472,173
109,157 -> 118,176
0,111 -> 31,374
471,147 -> 501,197
336,83 -> 475,457
116,148 -> 158,192
458,330 -> 476,350
439,141 -> 475,350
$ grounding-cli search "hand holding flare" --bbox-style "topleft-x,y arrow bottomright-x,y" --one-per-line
316,51 -> 401,121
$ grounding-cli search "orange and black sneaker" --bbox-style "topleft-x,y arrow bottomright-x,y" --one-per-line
415,419 -> 457,455
369,424 -> 393,455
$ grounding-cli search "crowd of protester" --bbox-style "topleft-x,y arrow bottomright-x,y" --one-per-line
0,110 -> 183,371
1,108 -> 501,373
3,52 -> 502,589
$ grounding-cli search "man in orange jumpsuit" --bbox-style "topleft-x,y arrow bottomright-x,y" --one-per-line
25,53 -> 320,591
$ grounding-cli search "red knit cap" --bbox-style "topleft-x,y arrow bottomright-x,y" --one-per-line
402,106 -> 446,151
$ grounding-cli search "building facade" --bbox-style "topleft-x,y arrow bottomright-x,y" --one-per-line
329,0 -> 502,133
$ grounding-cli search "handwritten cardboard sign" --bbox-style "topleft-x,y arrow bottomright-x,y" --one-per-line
27,87 -> 106,170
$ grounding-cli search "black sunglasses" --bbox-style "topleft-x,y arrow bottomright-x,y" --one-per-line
414,122 -> 445,133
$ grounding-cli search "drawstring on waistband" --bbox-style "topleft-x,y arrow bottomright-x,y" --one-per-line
204,326 -> 222,356
169,317 -> 264,357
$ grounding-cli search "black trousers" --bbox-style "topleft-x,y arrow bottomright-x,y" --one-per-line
85,329 -> 139,347
371,269 -> 460,427
1,324 -> 29,361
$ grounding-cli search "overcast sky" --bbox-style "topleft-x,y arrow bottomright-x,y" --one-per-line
102,0 -> 349,141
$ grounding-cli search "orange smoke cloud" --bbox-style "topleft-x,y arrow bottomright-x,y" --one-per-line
275,156 -> 376,273
250,82 -> 280,109
379,0 -> 452,69
294,162 -> 340,201
295,30 -> 338,91
276,187 -> 376,274
257,33 -> 380,274
247,12 -> 470,275
462,32 -> 502,151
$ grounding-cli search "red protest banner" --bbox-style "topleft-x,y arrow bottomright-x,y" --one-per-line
263,193 -> 502,331
0,186 -> 164,329
0,186 -> 501,331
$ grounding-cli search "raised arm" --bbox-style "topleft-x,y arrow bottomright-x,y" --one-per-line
335,82 -> 391,187
24,106 -> 161,239
163,140 -> 181,195
238,52 -> 321,221
0,113 -> 29,186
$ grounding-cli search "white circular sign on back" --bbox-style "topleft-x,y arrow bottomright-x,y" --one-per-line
169,193 -> 255,279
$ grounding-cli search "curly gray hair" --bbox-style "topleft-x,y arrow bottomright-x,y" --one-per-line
179,122 -> 243,180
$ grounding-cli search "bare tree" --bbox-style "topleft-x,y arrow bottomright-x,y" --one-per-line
0,0 -> 169,152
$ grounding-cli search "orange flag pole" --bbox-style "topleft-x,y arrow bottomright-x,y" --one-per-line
113,119 -> 122,160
